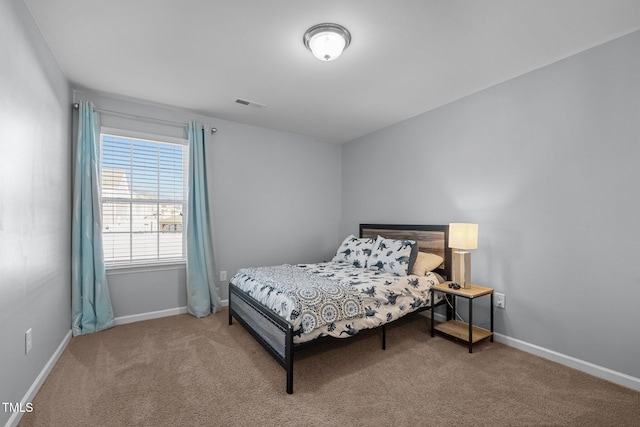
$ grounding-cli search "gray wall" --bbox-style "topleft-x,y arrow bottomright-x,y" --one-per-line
0,0 -> 72,424
74,91 -> 342,317
5,0 -> 637,417
342,30 -> 640,379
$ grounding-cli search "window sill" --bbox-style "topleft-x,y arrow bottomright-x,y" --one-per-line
106,261 -> 186,275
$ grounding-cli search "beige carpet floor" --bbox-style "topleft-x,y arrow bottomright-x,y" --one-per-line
18,309 -> 640,426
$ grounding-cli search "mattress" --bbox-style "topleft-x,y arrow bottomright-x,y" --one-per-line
229,261 -> 442,343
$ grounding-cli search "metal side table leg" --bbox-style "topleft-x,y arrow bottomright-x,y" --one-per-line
468,298 -> 473,353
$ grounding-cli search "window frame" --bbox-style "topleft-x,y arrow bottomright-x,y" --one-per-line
99,127 -> 189,270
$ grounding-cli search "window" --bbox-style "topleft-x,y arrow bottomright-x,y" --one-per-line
100,131 -> 188,266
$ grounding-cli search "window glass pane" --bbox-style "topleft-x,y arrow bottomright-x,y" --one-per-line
159,203 -> 184,259
131,140 -> 159,199
159,144 -> 185,201
159,204 -> 183,232
131,231 -> 159,260
102,168 -> 131,199
101,132 -> 187,266
102,202 -> 131,262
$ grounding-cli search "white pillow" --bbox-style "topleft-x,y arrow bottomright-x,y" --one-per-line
332,235 -> 376,268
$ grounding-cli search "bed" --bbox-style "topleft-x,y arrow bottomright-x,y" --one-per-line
228,224 -> 452,393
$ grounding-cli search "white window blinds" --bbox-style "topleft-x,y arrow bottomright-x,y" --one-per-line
100,133 -> 188,266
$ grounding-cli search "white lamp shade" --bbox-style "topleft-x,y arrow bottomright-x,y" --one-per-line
448,223 -> 478,250
308,31 -> 347,61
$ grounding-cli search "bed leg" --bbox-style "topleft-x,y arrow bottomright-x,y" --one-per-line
228,311 -> 233,325
382,325 -> 386,350
286,365 -> 293,394
286,327 -> 294,394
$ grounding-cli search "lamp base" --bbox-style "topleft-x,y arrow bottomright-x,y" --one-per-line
452,250 -> 471,289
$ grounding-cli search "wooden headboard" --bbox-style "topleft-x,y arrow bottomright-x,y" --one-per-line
359,224 -> 451,280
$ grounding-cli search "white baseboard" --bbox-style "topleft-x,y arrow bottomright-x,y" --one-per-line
417,310 -> 448,323
114,306 -> 189,325
113,300 -> 229,326
6,330 -> 72,427
494,332 -> 640,392
433,312 -> 447,322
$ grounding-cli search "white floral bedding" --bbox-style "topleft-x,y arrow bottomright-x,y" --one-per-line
230,261 -> 442,344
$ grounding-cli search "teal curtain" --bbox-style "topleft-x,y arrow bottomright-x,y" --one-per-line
186,122 -> 222,317
71,101 -> 114,336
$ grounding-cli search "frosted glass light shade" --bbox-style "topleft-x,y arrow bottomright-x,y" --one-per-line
308,32 -> 346,61
448,223 -> 479,250
304,23 -> 351,62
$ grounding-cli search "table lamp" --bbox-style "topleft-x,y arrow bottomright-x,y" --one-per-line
448,223 -> 478,289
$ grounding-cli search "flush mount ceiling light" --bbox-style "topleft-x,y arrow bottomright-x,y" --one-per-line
303,23 -> 351,61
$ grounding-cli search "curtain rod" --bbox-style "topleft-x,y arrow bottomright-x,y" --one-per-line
72,103 -> 217,133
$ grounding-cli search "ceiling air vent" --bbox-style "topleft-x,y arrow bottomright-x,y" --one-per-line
235,98 -> 266,110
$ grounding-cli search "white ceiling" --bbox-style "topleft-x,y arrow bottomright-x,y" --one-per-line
23,0 -> 640,143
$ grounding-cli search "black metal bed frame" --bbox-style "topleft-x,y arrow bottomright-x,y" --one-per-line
228,224 -> 452,394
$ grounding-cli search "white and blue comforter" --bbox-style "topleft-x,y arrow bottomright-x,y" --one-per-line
230,262 -> 442,343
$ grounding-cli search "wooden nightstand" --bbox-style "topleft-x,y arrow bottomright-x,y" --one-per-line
430,282 -> 494,353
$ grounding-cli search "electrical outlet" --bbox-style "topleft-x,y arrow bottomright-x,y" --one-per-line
25,328 -> 32,354
219,271 -> 227,281
495,293 -> 506,309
